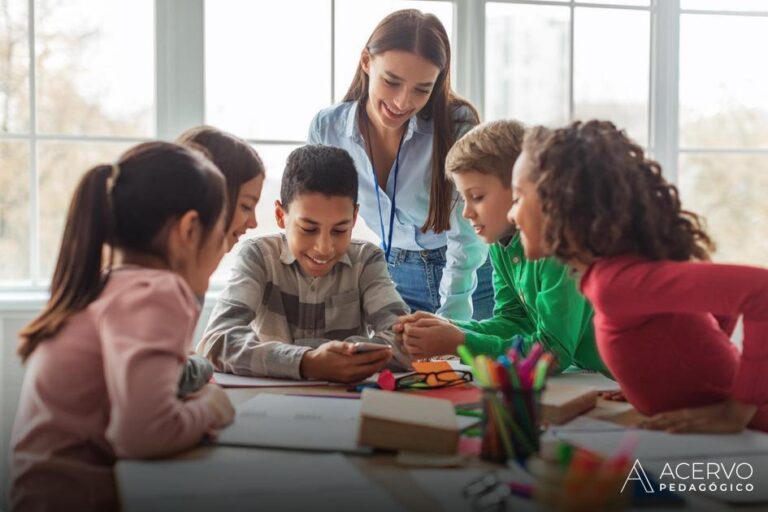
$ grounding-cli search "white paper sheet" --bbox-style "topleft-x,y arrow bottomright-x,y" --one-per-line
551,369 -> 621,391
549,417 -> 768,460
118,448 -> 405,512
215,393 -> 370,454
213,372 -> 329,388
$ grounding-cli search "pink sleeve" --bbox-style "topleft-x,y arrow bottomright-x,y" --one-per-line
591,260 -> 768,406
100,275 -> 218,459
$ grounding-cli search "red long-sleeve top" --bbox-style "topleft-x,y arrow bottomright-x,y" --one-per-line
580,255 -> 768,431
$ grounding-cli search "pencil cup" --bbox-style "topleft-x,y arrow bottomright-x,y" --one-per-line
480,387 -> 543,463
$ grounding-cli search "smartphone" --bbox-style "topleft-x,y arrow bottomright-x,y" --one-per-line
350,342 -> 392,354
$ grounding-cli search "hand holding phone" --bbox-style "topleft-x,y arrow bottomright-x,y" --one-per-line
350,342 -> 392,354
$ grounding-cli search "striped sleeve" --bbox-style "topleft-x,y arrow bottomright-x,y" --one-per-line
350,244 -> 413,370
197,242 -> 311,379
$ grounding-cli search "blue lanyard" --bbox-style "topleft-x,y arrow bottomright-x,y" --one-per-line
369,130 -> 406,261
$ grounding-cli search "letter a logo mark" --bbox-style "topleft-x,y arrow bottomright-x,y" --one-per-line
621,459 -> 655,493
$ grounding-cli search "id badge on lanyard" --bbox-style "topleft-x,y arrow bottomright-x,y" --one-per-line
370,131 -> 406,261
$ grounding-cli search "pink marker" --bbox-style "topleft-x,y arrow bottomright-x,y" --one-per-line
517,343 -> 545,386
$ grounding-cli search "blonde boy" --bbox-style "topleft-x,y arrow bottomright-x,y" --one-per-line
395,120 -> 608,374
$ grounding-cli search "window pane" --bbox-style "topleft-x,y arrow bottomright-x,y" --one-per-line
205,0 -> 331,141
35,0 -> 154,137
38,142 -> 133,279
0,141 -> 30,281
485,3 -> 570,125
0,0 -> 29,133
211,143 -> 378,284
334,0 -> 454,102
682,0 -> 768,11
573,8 -> 649,146
679,153 -> 768,265
680,15 -> 768,149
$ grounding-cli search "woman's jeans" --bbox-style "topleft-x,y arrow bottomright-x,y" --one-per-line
386,246 -> 494,321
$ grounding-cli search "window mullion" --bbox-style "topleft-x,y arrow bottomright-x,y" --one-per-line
455,0 -> 485,116
155,0 -> 205,139
28,0 -> 38,284
568,1 -> 575,121
330,0 -> 335,104
650,0 -> 680,183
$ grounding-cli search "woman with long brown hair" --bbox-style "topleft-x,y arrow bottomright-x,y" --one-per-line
308,9 -> 493,321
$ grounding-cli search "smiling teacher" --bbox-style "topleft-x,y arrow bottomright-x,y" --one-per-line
308,9 -> 492,321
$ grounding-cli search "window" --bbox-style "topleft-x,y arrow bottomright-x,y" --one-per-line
678,2 -> 768,265
1,0 -> 766,289
485,0 -> 651,146
0,0 -> 154,286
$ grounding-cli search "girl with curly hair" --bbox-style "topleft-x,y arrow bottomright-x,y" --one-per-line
509,120 -> 768,433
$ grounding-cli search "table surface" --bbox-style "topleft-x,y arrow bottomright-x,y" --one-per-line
116,385 -> 760,512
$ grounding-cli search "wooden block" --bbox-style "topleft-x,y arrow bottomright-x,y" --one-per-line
358,388 -> 459,455
542,381 -> 598,425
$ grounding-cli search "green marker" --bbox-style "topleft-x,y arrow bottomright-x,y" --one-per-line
457,344 -> 474,367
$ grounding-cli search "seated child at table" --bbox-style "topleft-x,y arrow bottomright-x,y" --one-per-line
198,144 -> 411,383
510,119 -> 768,433
395,120 -> 609,375
176,125 -> 266,396
10,142 -> 235,512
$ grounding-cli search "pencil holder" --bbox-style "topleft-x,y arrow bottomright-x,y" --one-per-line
480,386 -> 543,463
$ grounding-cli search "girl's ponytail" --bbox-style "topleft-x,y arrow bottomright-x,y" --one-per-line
18,164 -> 115,361
18,141 -> 225,362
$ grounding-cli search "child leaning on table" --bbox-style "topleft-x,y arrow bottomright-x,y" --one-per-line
176,125 -> 266,396
198,144 -> 412,384
395,120 -> 610,376
10,142 -> 235,512
510,119 -> 768,433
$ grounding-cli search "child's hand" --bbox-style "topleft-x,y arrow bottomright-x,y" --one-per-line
187,383 -> 235,429
394,311 -> 439,342
598,390 -> 627,402
396,317 -> 465,359
395,311 -> 441,327
300,341 -> 392,383
638,399 -> 757,433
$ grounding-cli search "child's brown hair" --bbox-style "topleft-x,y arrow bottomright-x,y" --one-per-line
177,126 -> 265,229
523,120 -> 714,263
18,142 -> 226,361
445,119 -> 525,185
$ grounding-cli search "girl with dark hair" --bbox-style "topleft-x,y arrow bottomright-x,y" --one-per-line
308,9 -> 493,321
509,120 -> 768,433
177,125 -> 266,252
175,126 -> 266,395
11,142 -> 235,511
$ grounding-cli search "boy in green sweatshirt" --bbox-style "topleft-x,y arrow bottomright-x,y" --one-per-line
394,120 -> 609,375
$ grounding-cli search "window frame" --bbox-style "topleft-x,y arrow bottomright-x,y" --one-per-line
3,0 -> 767,292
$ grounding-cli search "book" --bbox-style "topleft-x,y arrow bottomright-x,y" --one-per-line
541,382 -> 598,425
358,389 -> 460,455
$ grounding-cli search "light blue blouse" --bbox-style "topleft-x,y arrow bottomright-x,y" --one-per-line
308,101 -> 488,320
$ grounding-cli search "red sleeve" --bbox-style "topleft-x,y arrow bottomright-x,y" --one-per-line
714,314 -> 738,337
587,258 -> 768,406
100,275 -> 218,458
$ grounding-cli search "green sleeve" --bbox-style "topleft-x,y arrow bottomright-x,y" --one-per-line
452,257 -> 535,358
528,259 -> 608,374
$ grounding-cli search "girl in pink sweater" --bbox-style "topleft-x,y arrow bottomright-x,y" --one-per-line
10,142 -> 236,511
508,120 -> 768,434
